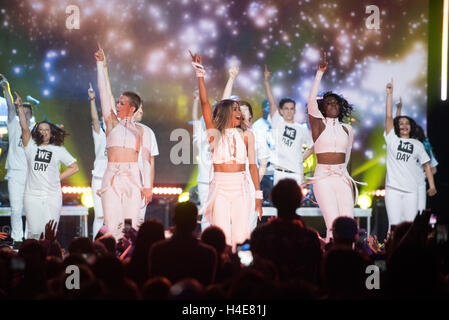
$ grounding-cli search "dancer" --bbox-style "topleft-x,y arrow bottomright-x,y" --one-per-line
94,44 -> 152,240
99,53 -> 158,223
14,92 -> 78,239
88,83 -> 108,239
264,65 -> 314,186
384,80 -> 436,228
395,98 -> 438,211
190,51 -> 262,250
306,52 -> 362,241
0,74 -> 35,243
221,66 -> 270,231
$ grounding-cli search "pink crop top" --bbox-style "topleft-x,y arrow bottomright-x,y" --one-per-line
211,128 -> 247,164
307,70 -> 354,164
106,118 -> 141,151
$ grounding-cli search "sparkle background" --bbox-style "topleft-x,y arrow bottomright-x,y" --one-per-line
0,0 -> 428,191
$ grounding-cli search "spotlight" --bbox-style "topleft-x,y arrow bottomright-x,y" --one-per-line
357,194 -> 372,209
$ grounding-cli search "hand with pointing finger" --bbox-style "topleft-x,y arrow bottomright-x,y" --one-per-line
318,51 -> 328,72
88,82 -> 95,99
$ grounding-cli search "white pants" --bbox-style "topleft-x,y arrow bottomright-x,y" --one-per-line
24,193 -> 62,240
92,176 -> 105,240
198,181 -> 210,231
7,171 -> 27,241
385,186 -> 418,229
246,172 -> 258,233
312,164 -> 354,241
274,169 -> 303,187
418,183 -> 426,212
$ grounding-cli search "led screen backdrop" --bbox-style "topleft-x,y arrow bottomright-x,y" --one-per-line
0,0 -> 428,191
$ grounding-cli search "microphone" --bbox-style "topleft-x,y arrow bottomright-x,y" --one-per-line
26,95 -> 40,105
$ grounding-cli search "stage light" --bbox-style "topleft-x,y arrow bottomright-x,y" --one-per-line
442,0 -> 448,100
357,194 -> 372,209
178,192 -> 190,203
81,192 -> 94,208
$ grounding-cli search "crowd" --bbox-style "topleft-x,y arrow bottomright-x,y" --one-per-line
0,178 -> 448,300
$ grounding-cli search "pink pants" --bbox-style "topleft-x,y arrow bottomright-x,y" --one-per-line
203,172 -> 251,251
99,162 -> 144,240
311,164 -> 356,241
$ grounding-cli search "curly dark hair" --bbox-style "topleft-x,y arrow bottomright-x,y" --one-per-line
393,116 -> 418,139
31,121 -> 69,146
317,92 -> 353,122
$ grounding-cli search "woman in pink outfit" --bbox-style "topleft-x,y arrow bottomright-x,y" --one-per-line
190,51 -> 262,250
306,52 -> 364,242
94,44 -> 152,240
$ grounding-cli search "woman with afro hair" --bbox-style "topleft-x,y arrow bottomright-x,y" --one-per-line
305,52 -> 364,241
14,92 -> 79,239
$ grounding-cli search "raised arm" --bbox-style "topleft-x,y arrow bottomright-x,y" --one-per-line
14,92 -> 31,147
263,64 -> 278,117
190,51 -> 214,130
0,74 -> 17,122
103,53 -> 117,115
395,96 -> 402,118
88,82 -> 101,134
307,51 -> 327,140
385,80 -> 394,135
192,88 -> 200,121
94,43 -> 118,134
222,65 -> 239,100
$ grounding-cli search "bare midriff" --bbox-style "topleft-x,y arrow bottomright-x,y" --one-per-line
107,146 -> 139,162
316,152 -> 346,165
214,163 -> 246,172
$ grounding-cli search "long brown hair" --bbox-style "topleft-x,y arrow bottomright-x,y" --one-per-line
31,121 -> 69,146
212,99 -> 238,133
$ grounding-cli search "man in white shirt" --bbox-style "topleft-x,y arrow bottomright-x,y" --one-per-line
1,74 -> 35,243
263,66 -> 314,186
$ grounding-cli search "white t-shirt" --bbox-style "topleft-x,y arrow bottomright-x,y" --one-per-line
5,116 -> 35,176
24,139 -> 76,196
384,130 -> 430,193
416,147 -> 438,187
92,127 -> 108,179
193,119 -> 212,184
252,117 -> 275,173
268,110 -> 313,174
136,123 -> 159,186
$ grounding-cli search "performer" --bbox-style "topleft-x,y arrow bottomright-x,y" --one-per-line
221,66 -> 269,232
306,52 -> 363,241
263,65 -> 314,186
100,53 -> 158,224
384,80 -> 436,228
1,74 -> 35,243
190,51 -> 262,250
94,44 -> 152,240
14,92 -> 79,239
87,83 -> 108,239
395,98 -> 438,212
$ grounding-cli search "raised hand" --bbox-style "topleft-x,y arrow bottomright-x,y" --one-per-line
189,50 -> 202,64
318,51 -> 328,72
396,96 -> 402,109
0,73 -> 8,87
94,43 -> 105,62
14,91 -> 23,107
264,64 -> 271,82
189,50 -> 205,77
88,82 -> 95,99
228,65 -> 239,79
44,219 -> 58,242
386,79 -> 393,95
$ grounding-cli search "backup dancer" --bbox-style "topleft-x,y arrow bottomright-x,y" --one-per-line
190,51 -> 262,250
15,92 -> 79,239
0,74 -> 35,243
94,44 -> 152,240
384,80 -> 436,228
264,65 -> 314,186
88,83 -> 108,239
306,52 -> 363,241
